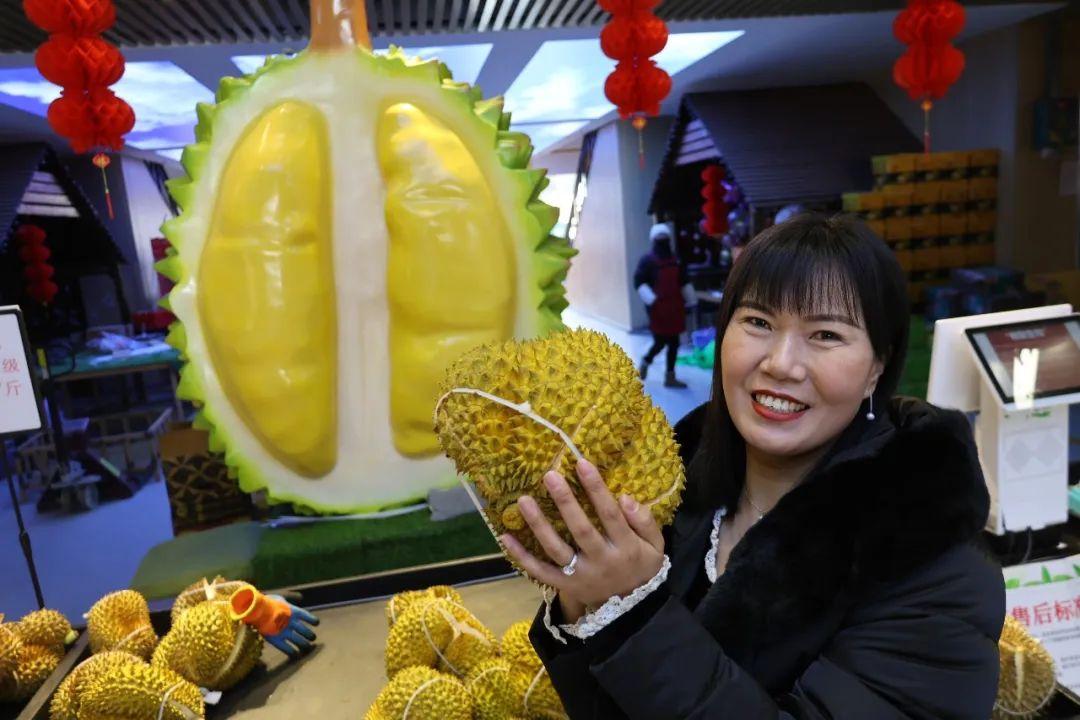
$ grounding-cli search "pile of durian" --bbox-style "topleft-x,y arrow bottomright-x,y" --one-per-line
368,586 -> 566,719
47,577 -> 265,719
434,329 -> 685,576
0,609 -> 77,702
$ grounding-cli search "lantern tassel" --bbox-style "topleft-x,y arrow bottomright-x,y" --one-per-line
922,99 -> 933,155
97,158 -> 114,219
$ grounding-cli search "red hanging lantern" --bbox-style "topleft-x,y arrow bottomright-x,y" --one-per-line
14,224 -> 58,306
892,0 -> 965,154
23,0 -> 115,35
598,0 -> 658,12
35,33 -> 124,90
700,165 -> 728,236
600,12 -> 668,61
25,0 -> 133,157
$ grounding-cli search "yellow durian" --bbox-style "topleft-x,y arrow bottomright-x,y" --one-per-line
0,643 -> 61,702
434,329 -> 684,567
152,600 -> 262,690
49,650 -> 143,720
385,598 -> 497,678
15,609 -> 76,651
0,620 -> 20,681
366,665 -> 472,720
502,621 -> 567,720
171,576 -> 251,624
386,586 -> 464,627
994,616 -> 1058,719
78,661 -> 204,720
466,657 -> 517,720
85,590 -> 158,660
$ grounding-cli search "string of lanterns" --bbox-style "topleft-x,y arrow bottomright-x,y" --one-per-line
15,224 -> 58,306
892,0 -> 966,153
599,0 -> 672,165
24,0 -> 135,218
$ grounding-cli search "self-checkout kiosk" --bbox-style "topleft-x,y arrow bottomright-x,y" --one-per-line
928,304 -> 1080,536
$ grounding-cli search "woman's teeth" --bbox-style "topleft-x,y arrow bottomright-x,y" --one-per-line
753,393 -> 808,414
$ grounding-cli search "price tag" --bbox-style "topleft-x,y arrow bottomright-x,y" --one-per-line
0,306 -> 43,438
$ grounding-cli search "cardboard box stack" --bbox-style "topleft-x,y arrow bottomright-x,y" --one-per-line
843,149 -> 1000,308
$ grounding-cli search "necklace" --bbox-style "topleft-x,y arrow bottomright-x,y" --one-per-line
744,487 -> 768,521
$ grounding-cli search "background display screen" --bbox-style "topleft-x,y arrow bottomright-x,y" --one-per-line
967,316 -> 1080,405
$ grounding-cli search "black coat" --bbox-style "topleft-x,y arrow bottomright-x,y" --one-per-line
529,398 -> 1004,719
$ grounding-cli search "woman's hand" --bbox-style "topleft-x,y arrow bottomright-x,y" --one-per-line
500,459 -> 665,611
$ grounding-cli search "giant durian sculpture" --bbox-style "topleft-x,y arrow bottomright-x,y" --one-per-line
157,0 -> 572,513
0,609 -> 77,702
434,329 -> 685,564
994,616 -> 1058,720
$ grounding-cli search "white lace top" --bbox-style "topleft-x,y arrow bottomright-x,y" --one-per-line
548,508 -> 726,642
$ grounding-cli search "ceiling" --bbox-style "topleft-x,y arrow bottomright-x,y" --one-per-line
0,0 -> 1059,52
0,0 -> 1066,168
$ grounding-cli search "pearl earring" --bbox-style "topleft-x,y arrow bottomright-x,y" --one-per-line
866,395 -> 875,421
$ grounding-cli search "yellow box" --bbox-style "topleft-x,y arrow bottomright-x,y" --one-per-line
968,177 -> 998,200
885,215 -> 913,240
940,213 -> 968,236
911,182 -> 942,205
967,210 -> 997,234
910,213 -> 941,238
964,242 -> 995,266
893,248 -> 913,272
883,186 -> 915,208
866,218 -> 886,237
967,149 -> 1001,168
939,179 -> 969,203
843,192 -> 886,212
940,240 -> 966,268
873,153 -> 918,176
915,153 -> 954,173
912,240 -> 941,271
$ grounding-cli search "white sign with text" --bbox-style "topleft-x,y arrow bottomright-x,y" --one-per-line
0,308 -> 43,436
1005,555 -> 1080,694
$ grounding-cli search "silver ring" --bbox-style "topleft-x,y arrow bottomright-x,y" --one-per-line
561,553 -> 579,576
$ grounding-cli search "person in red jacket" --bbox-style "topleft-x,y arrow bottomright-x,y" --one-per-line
634,223 -> 697,388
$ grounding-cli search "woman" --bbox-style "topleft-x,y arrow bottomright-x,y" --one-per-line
501,214 -> 1003,718
633,223 -> 697,388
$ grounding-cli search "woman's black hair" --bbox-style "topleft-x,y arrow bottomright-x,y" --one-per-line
687,214 -> 910,510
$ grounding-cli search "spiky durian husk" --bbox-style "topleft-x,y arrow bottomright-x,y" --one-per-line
152,600 -> 262,691
502,621 -> 567,720
0,623 -> 20,683
158,47 -> 575,514
386,586 -> 464,627
0,643 -> 62,702
385,598 -> 497,679
85,590 -> 158,660
366,665 -> 472,720
14,609 -> 75,651
466,657 -> 517,720
49,651 -> 143,720
434,329 -> 685,564
77,661 -> 205,720
170,576 -> 251,625
994,616 -> 1058,720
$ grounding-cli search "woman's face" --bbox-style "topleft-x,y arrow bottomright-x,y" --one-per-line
720,298 -> 884,460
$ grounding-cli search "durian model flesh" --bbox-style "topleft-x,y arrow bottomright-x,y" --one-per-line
434,329 -> 685,566
159,0 -> 572,513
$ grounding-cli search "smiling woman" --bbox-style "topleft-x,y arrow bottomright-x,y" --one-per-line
525,214 -> 1005,719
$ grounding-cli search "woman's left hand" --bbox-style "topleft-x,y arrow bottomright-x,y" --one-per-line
500,459 -> 665,610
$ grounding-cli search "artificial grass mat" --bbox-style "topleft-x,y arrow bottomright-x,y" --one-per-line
131,510 -> 499,599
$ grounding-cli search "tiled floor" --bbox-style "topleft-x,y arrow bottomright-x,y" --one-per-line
0,309 -> 713,623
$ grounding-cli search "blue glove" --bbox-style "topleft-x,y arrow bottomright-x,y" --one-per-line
264,595 -> 319,658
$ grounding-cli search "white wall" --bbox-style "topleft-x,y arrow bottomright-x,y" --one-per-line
120,157 -> 174,305
564,123 -> 634,328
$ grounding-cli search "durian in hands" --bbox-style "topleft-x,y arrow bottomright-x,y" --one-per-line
0,609 -> 77,702
434,329 -> 685,567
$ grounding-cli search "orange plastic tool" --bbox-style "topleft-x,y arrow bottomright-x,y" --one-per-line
229,586 -> 291,636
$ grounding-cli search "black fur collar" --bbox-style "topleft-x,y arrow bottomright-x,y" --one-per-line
672,397 -> 989,648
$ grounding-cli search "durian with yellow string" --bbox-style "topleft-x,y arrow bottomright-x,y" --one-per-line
364,665 -> 473,720
384,597 -> 498,678
0,609 -> 77,703
434,329 -> 685,572
85,590 -> 158,660
502,620 -> 567,720
386,586 -> 463,627
48,649 -> 205,720
152,594 -> 263,691
994,615 -> 1058,720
